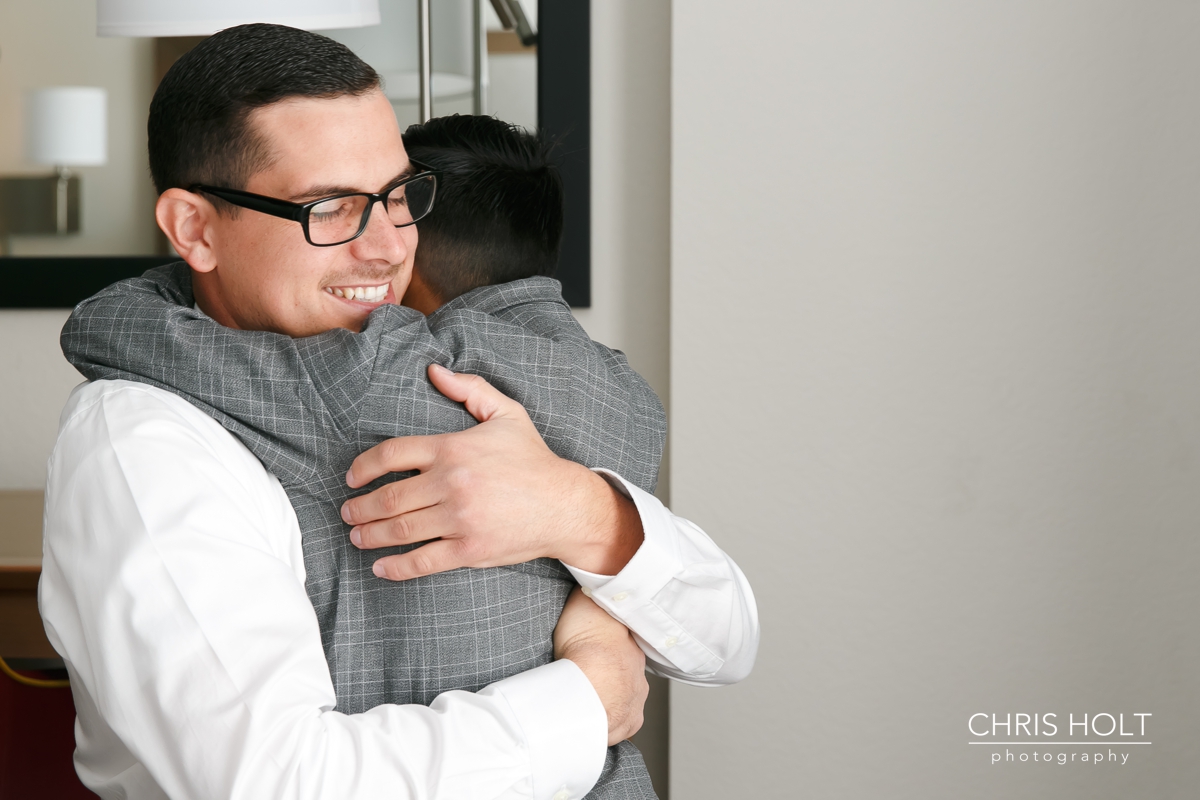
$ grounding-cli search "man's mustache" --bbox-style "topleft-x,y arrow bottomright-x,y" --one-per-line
323,263 -> 403,286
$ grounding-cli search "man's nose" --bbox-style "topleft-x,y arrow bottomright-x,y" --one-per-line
349,199 -> 408,264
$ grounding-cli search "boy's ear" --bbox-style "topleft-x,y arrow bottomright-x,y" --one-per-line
155,189 -> 219,274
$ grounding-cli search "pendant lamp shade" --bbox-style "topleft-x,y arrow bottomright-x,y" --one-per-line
96,0 -> 381,37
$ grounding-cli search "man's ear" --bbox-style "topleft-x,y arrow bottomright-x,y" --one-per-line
155,189 -> 219,274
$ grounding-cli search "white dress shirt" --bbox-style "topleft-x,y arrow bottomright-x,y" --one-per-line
39,380 -> 758,800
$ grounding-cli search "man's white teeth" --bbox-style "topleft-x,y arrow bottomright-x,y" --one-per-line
324,285 -> 388,302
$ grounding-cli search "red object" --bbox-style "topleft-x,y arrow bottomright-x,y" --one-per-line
0,670 -> 94,799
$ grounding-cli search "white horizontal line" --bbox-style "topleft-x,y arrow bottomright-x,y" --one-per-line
969,742 -> 1150,745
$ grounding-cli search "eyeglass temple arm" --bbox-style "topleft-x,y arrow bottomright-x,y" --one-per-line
194,187 -> 307,223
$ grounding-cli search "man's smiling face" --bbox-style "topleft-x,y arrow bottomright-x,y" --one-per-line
192,89 -> 415,338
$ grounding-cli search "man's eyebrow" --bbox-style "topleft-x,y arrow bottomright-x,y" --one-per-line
291,167 -> 415,202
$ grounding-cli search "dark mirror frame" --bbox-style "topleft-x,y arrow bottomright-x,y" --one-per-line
538,0 -> 590,307
0,257 -> 179,309
0,0 -> 590,310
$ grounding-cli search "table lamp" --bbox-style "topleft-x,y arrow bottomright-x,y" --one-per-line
0,87 -> 107,239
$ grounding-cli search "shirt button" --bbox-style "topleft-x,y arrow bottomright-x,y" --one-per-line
665,636 -> 679,649
580,586 -> 593,598
553,789 -> 572,800
612,591 -> 629,602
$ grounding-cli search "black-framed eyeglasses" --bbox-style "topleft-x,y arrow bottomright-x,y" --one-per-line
191,171 -> 438,247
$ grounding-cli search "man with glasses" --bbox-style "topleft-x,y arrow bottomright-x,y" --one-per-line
40,23 -> 757,800
191,170 -> 438,251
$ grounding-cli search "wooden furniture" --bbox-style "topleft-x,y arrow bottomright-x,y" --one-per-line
0,566 -> 54,659
0,490 -> 55,659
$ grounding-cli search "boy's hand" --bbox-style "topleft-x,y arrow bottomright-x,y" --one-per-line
554,587 -> 648,745
340,364 -> 644,579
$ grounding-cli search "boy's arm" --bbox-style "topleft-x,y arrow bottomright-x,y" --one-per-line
360,279 -> 758,685
424,279 -> 666,495
343,367 -> 760,686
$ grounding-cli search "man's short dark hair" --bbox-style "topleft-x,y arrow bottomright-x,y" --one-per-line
148,23 -> 380,200
402,115 -> 564,303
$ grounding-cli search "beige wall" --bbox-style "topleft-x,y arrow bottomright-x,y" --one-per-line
671,1 -> 1200,797
575,4 -> 670,420
0,309 -> 78,490
0,0 -> 157,495
581,1 -> 673,795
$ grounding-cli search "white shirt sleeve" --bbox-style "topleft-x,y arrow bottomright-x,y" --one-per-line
566,471 -> 760,687
38,381 -> 607,800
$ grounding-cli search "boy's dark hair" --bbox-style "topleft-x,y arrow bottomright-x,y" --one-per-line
402,115 -> 563,302
148,23 -> 380,203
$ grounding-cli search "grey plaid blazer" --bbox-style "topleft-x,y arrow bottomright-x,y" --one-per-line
61,263 -> 665,799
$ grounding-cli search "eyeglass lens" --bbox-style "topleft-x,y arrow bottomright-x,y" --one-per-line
307,175 -> 436,245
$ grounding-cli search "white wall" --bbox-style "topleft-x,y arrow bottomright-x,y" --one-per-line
581,1 -> 673,795
671,2 -> 1200,797
0,310 -> 79,490
0,0 -> 157,493
485,52 -> 537,132
575,1 -> 670,430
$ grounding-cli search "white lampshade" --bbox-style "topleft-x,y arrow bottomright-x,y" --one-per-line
25,87 -> 108,167
96,0 -> 381,37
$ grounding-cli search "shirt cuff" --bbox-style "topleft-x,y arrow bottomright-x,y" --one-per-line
488,659 -> 607,800
567,469 -> 680,606
567,469 -> 724,676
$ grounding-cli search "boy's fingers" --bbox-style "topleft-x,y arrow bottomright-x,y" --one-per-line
371,539 -> 467,581
427,364 -> 524,423
350,504 -> 450,550
346,435 -> 439,488
341,472 -> 438,525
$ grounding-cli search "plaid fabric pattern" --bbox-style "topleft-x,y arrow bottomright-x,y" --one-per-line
61,263 -> 665,799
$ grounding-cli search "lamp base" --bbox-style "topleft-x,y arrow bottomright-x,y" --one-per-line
0,175 -> 81,236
